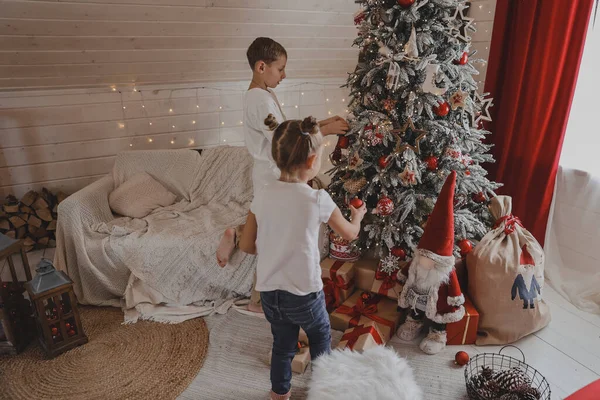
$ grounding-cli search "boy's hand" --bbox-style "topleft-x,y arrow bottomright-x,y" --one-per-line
322,118 -> 349,136
349,203 -> 367,223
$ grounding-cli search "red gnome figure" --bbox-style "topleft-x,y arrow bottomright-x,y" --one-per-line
397,171 -> 465,355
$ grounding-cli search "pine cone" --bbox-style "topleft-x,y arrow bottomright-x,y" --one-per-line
481,366 -> 494,380
498,394 -> 520,400
511,384 -> 542,400
474,379 -> 503,400
343,177 -> 368,195
494,367 -> 532,392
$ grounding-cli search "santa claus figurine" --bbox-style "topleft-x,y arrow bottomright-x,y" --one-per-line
396,171 -> 465,355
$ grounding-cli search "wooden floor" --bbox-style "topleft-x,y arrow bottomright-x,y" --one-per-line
465,285 -> 600,399
4,248 -> 599,399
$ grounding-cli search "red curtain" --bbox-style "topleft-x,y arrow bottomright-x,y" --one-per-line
484,0 -> 594,245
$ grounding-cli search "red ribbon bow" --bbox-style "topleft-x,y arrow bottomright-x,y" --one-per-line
375,269 -> 398,294
335,295 -> 396,334
341,324 -> 384,350
494,214 -> 523,235
323,261 -> 354,311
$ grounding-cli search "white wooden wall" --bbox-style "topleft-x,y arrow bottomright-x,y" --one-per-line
0,0 -> 497,198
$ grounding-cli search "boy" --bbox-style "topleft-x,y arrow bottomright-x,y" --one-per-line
216,37 -> 349,312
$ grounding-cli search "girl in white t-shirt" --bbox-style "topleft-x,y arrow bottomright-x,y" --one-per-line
239,115 -> 366,400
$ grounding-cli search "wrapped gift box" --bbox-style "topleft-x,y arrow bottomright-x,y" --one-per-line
336,320 -> 385,351
354,258 -> 404,300
268,330 -> 310,374
446,296 -> 479,345
321,258 -> 356,312
330,291 -> 400,341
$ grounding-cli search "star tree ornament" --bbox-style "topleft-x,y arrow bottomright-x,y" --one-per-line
444,5 -> 475,43
450,89 -> 468,110
383,98 -> 398,112
399,166 -> 417,187
391,117 -> 427,155
475,96 -> 494,124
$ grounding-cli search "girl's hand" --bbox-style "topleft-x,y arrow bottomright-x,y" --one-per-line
349,203 -> 367,223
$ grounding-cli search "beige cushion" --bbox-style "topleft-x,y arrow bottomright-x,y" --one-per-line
109,172 -> 177,218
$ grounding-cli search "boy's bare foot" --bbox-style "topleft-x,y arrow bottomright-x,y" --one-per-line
247,302 -> 263,313
216,228 -> 236,267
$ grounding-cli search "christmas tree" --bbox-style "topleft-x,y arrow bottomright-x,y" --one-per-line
327,0 -> 501,265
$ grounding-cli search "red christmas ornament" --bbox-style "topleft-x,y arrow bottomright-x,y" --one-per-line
376,196 -> 394,216
391,247 -> 407,260
68,329 -> 76,337
65,322 -> 71,330
350,198 -> 364,208
51,327 -> 58,335
458,239 -> 473,256
361,292 -> 373,302
473,192 -> 486,203
454,52 -> 469,65
425,156 -> 438,171
397,0 -> 416,7
455,351 -> 470,366
378,155 -> 389,169
434,101 -> 450,117
338,135 -> 350,149
465,170 -> 471,176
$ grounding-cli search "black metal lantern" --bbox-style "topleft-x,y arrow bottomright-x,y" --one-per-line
25,259 -> 87,358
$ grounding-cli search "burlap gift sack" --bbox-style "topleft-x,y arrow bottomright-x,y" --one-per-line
467,196 -> 551,345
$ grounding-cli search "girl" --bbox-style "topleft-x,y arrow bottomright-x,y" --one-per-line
239,115 -> 367,400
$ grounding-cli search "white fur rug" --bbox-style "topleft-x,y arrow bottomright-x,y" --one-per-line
307,346 -> 423,400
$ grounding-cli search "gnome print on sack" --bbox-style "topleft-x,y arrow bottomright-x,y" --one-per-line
511,245 -> 542,309
396,171 -> 465,355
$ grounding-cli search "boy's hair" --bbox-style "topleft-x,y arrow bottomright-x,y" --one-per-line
246,37 -> 287,69
265,115 -> 323,172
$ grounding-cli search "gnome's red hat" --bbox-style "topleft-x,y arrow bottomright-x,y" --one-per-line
418,171 -> 456,257
520,244 -> 535,266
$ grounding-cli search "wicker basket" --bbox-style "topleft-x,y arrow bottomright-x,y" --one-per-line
464,345 -> 551,400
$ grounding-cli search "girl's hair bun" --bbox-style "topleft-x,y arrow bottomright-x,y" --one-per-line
264,114 -> 279,131
300,116 -> 318,135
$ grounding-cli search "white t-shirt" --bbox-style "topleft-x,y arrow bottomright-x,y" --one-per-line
243,88 -> 286,195
251,181 -> 337,296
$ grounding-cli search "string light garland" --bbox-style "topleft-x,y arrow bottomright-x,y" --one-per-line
109,81 -> 351,153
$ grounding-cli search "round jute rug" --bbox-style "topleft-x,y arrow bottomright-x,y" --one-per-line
0,306 -> 209,400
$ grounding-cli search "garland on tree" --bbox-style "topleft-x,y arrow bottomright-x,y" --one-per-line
327,0 -> 502,259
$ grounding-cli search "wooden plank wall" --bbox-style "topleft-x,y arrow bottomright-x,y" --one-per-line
0,0 -> 497,199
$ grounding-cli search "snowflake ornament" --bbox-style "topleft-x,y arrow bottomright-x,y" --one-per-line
379,255 -> 401,274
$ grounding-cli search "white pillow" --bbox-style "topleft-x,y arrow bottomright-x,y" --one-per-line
109,172 -> 177,218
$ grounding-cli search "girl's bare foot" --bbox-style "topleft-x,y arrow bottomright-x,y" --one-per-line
216,228 -> 236,267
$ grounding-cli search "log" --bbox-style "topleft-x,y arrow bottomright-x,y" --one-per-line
16,226 -> 26,239
33,227 -> 48,239
21,191 -> 38,207
37,237 -> 50,247
9,216 -> 26,228
33,197 -> 49,210
56,192 -> 68,204
28,225 -> 39,235
23,245 -> 34,253
23,237 -> 36,247
48,239 -> 56,247
3,204 -> 19,213
0,219 -> 9,231
28,215 -> 42,228
5,230 -> 16,239
47,220 -> 57,231
35,208 -> 53,222
20,205 -> 33,214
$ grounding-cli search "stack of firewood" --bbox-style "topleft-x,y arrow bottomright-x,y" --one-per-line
0,189 -> 67,252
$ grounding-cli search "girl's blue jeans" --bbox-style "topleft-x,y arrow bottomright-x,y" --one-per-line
260,289 -> 332,395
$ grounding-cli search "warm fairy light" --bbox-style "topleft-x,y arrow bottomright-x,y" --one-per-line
219,106 -> 223,110
192,120 -> 196,124
326,98 -> 330,102
111,86 -> 116,91
281,102 -> 285,106
142,105 -> 145,108
123,106 -> 126,109
221,122 -> 225,125
479,4 -> 483,8
295,105 -> 299,108
118,123 -> 125,129
328,111 -> 332,115
172,125 -> 176,128
169,108 -> 173,112
148,138 -> 153,143
189,139 -> 195,145
129,143 -> 133,147
149,122 -> 153,126
301,92 -> 304,96
196,105 -> 200,108
171,139 -> 175,144
342,99 -> 346,102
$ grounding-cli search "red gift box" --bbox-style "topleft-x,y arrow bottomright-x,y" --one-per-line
336,321 -> 385,351
446,296 -> 479,345
321,258 -> 355,312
